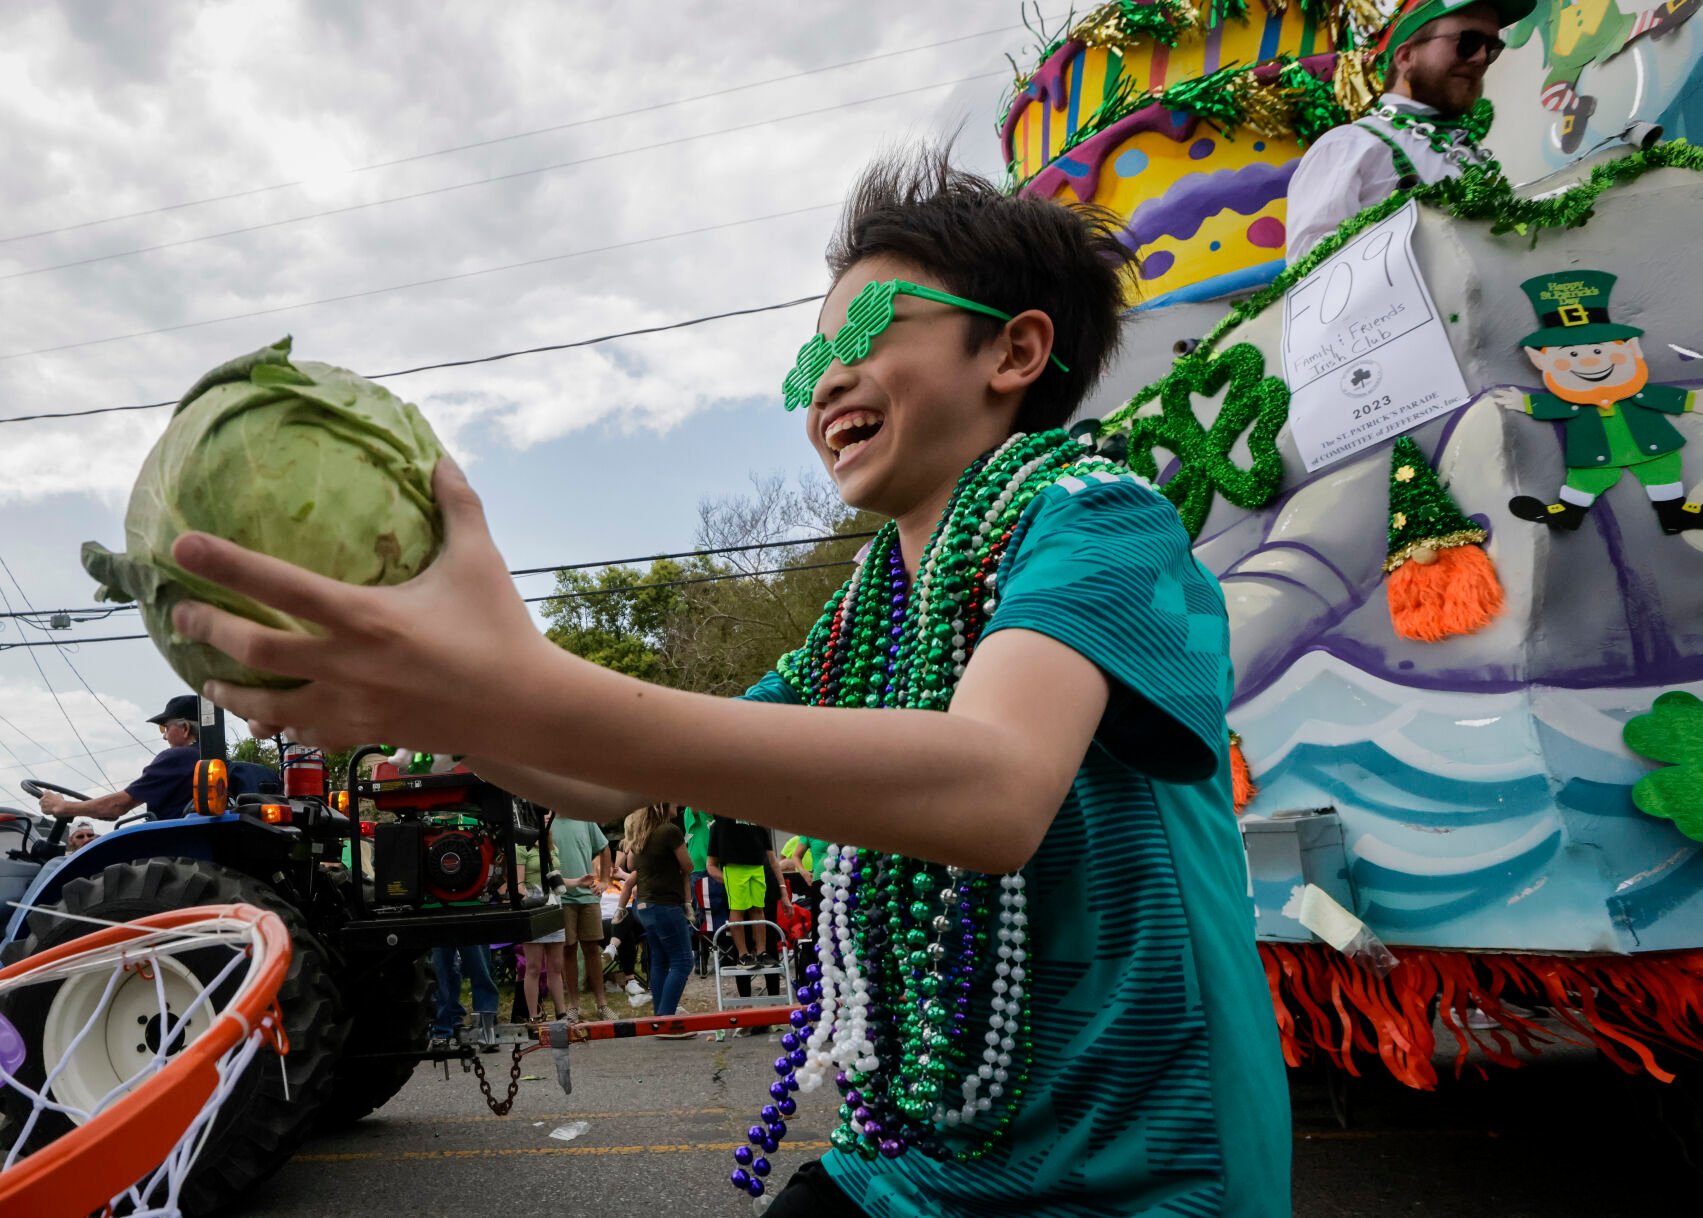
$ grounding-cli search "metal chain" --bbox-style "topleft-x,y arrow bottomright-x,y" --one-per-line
469,1045 -> 525,1116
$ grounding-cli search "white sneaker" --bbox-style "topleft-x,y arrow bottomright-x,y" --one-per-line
624,979 -> 644,997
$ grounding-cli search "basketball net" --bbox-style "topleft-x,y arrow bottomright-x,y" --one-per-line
0,903 -> 291,1218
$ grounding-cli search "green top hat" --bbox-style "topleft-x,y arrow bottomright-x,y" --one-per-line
1518,270 -> 1644,348
1379,0 -> 1537,64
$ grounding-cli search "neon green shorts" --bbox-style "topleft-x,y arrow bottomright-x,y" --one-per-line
722,863 -> 766,911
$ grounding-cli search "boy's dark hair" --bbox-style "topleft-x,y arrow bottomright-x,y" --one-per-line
825,145 -> 1132,434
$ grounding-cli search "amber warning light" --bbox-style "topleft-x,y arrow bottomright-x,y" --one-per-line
193,759 -> 228,816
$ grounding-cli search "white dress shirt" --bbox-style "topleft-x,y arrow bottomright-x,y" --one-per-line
1284,93 -> 1495,264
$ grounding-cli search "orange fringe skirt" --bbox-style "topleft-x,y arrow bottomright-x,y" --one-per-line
1261,942 -> 1703,1088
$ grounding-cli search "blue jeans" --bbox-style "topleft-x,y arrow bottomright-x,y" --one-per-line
431,944 -> 498,1037
635,903 -> 693,1016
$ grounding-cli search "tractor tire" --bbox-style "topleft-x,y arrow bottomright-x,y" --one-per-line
316,948 -> 431,1128
0,858 -> 345,1216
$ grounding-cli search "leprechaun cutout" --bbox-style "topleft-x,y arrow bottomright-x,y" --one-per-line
1500,270 -> 1703,535
1506,0 -> 1702,156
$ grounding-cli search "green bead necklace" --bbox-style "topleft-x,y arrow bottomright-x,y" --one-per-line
770,429 -> 1129,1165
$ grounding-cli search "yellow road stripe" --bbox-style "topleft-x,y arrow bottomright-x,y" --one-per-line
294,1141 -> 832,1163
372,1106 -> 732,1126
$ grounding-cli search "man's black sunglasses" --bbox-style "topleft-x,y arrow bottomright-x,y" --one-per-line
1408,28 -> 1505,64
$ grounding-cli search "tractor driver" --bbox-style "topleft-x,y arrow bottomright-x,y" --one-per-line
37,693 -> 202,823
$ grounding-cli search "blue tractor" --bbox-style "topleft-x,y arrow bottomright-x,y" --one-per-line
0,711 -> 562,1216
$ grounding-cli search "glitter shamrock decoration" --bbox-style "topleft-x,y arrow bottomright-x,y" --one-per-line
1623,691 -> 1703,843
1118,342 -> 1289,538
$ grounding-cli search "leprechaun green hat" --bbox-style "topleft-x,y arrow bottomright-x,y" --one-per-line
1518,270 -> 1645,348
1374,0 -> 1537,65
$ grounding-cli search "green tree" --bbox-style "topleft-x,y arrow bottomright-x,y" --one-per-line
668,474 -> 878,695
537,472 -> 878,696
540,559 -> 692,682
228,735 -> 360,791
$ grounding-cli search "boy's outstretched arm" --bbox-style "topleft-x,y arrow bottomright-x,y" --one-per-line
170,461 -> 1109,874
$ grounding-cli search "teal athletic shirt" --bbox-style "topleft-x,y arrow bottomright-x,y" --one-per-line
741,473 -> 1290,1217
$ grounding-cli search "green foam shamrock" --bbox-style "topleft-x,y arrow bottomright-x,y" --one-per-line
1119,342 -> 1289,538
1623,691 -> 1703,843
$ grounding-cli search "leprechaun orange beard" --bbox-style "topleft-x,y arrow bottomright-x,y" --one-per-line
1540,354 -> 1649,405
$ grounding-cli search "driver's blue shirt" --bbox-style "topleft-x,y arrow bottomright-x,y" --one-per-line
126,745 -> 198,818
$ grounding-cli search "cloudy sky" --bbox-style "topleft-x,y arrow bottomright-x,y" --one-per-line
0,0 -> 1060,799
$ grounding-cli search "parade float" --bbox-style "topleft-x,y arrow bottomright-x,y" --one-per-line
1002,0 -> 1703,1092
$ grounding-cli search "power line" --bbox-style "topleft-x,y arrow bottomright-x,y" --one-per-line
0,558 -> 858,633
0,738 -> 146,777
0,565 -> 116,789
524,559 -> 856,605
0,72 -> 1004,284
0,530 -> 878,620
507,530 -> 875,577
0,294 -> 827,425
0,553 -> 157,757
0,205 -> 838,363
0,635 -> 149,649
0,701 -> 104,787
0,21 -> 1044,246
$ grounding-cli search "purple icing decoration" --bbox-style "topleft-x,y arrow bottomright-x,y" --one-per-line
1246,215 -> 1286,249
1189,138 -> 1216,160
0,1013 -> 23,1082
1124,160 -> 1297,249
1138,250 -> 1176,280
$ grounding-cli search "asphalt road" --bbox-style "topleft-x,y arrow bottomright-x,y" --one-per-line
243,1032 -> 1700,1217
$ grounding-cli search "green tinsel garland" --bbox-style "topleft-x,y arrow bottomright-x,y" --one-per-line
1100,141 -> 1703,533
1105,0 -> 1198,48
1008,54 -> 1338,189
1113,140 -> 1703,388
1277,58 -> 1349,146
1162,64 -> 1253,133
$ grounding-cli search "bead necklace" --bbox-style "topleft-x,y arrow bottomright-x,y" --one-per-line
731,430 -> 1125,1203
1369,99 -> 1498,169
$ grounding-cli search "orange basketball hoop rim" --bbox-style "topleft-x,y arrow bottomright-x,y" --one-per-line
0,903 -> 291,1218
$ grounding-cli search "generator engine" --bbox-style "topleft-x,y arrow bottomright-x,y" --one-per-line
372,814 -> 497,906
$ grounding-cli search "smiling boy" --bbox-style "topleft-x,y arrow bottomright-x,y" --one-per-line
170,149 -> 1289,1216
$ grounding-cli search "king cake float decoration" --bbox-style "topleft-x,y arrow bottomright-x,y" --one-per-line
1005,1 -> 1703,1092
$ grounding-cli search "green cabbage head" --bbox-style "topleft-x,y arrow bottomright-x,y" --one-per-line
82,337 -> 446,690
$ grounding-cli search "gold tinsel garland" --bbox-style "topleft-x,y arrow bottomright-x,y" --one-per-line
1003,0 -> 1395,183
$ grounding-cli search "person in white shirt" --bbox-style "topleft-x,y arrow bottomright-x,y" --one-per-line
1284,0 -> 1535,264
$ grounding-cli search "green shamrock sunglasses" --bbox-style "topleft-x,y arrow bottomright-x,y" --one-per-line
780,279 -> 1069,411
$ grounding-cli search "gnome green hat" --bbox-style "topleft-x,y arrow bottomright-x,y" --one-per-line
1518,270 -> 1645,348
1384,435 -> 1487,572
1376,0 -> 1537,67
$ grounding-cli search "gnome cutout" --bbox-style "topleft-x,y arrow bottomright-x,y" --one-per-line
1503,271 -> 1703,535
1383,436 -> 1504,643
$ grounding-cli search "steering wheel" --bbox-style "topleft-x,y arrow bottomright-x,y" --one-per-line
19,778 -> 90,852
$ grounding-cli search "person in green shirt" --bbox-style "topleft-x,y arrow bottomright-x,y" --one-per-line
550,813 -> 613,1020
172,145 -> 1290,1216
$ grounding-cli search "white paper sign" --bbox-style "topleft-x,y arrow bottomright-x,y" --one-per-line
1280,201 -> 1469,472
